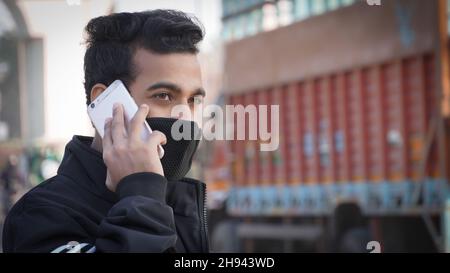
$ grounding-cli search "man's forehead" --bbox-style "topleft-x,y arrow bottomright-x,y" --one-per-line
133,48 -> 202,77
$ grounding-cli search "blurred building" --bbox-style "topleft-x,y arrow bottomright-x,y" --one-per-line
0,0 -> 44,145
222,0 -> 357,42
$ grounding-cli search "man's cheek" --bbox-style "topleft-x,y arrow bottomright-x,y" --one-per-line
147,105 -> 172,119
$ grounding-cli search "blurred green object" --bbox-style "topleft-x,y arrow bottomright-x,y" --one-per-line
28,147 -> 60,186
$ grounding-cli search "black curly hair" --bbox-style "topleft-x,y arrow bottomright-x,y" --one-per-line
83,9 -> 204,105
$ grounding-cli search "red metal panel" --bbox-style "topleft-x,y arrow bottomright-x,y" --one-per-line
317,78 -> 332,183
271,87 -> 286,185
244,92 -> 258,186
377,65 -> 389,181
327,76 -> 338,183
358,69 -> 369,182
345,72 -> 364,181
424,55 -> 440,178
296,83 -> 306,184
398,61 -> 410,181
312,80 -> 321,184
338,73 -> 351,182
227,95 -> 236,187
252,91 -> 261,186
382,62 -> 404,181
233,94 -> 246,186
363,67 -> 384,182
281,85 -> 290,185
404,57 -> 427,180
257,90 -> 271,185
267,89 -> 276,184
284,84 -> 300,184
301,81 -> 316,184
226,53 -> 441,190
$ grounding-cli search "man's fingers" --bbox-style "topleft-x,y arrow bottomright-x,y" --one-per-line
130,104 -> 149,141
123,110 -> 131,134
103,117 -> 113,149
111,103 -> 127,143
147,130 -> 167,147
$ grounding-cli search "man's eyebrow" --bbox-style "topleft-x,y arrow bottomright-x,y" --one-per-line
146,81 -> 206,97
146,81 -> 182,93
193,88 -> 206,97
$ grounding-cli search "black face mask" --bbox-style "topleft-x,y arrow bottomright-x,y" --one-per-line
145,117 -> 201,181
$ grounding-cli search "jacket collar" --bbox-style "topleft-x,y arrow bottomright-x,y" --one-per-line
57,135 -> 204,216
58,135 -> 116,202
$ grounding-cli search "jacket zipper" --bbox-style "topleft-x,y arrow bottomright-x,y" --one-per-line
198,182 -> 209,252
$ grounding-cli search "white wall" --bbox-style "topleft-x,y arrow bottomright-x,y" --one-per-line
18,0 -> 114,145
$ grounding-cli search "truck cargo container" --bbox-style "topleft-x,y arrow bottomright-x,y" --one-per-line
208,0 -> 450,252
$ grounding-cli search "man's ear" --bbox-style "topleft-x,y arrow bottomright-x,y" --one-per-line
90,83 -> 108,102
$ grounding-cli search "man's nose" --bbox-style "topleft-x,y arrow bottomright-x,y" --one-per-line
170,102 -> 193,121
172,111 -> 189,120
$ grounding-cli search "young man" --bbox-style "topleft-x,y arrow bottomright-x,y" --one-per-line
2,9 -> 209,253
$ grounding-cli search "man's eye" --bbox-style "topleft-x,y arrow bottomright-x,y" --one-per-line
152,93 -> 171,101
190,95 -> 204,105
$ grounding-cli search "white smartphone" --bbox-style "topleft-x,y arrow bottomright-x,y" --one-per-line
87,79 -> 164,158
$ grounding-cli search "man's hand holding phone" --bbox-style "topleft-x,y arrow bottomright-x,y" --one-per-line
103,103 -> 166,192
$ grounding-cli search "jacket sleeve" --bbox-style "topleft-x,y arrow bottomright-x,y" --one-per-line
3,205 -> 97,253
95,172 -> 178,252
3,172 -> 178,253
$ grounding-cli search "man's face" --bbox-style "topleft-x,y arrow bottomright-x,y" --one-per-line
128,48 -> 205,123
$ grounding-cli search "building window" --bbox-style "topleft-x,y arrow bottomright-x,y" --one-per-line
311,0 -> 326,16
222,0 -> 359,42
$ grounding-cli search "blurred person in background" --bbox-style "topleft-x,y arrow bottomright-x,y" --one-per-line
0,155 -> 26,217
2,9 -> 208,253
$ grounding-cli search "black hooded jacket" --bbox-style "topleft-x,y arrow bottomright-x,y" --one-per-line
2,135 -> 209,253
